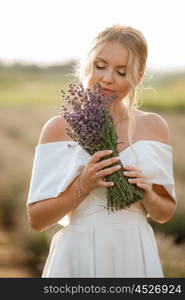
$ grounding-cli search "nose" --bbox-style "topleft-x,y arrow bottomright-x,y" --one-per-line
102,69 -> 115,84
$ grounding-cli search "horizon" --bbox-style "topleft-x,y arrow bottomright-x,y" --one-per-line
1,59 -> 185,76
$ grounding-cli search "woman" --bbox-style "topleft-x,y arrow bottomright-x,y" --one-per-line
27,24 -> 177,277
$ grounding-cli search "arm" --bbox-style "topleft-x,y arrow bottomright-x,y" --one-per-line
123,113 -> 176,224
27,116 -> 120,232
142,183 -> 176,224
142,113 -> 176,223
28,175 -> 88,232
27,116 -> 88,232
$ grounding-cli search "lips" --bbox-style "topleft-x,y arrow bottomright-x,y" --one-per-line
102,87 -> 115,93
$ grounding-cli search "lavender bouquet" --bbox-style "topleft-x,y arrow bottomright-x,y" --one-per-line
58,83 -> 144,212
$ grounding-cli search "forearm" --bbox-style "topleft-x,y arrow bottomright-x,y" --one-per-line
142,191 -> 176,224
27,176 -> 88,232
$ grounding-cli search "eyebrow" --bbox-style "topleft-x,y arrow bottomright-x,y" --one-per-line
96,57 -> 127,68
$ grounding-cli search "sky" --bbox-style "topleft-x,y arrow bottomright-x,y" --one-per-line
0,0 -> 185,71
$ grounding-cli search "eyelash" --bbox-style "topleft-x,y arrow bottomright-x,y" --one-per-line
95,65 -> 126,77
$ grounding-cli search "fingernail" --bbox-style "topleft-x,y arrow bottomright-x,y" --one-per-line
108,150 -> 113,153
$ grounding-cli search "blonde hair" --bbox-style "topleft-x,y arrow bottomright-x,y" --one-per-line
75,24 -> 148,156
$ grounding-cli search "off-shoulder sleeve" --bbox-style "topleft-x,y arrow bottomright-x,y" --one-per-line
138,142 -> 177,202
27,141 -> 90,226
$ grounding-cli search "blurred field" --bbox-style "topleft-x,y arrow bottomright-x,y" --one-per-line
0,62 -> 76,106
0,62 -> 185,277
0,63 -> 185,111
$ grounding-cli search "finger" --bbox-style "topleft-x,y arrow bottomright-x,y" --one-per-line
90,150 -> 113,164
123,165 -> 141,172
136,182 -> 152,191
128,178 -> 146,184
123,170 -> 147,179
98,180 -> 114,188
123,165 -> 143,174
94,156 -> 120,172
123,165 -> 143,173
97,164 -> 122,178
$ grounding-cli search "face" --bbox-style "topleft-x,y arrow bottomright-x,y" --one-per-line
87,40 -> 130,102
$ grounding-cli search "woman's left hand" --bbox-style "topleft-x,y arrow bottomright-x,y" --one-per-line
122,165 -> 154,201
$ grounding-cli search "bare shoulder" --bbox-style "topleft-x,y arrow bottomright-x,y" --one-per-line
136,110 -> 171,145
38,115 -> 73,144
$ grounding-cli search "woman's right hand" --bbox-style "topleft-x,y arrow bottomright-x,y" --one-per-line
79,150 -> 121,194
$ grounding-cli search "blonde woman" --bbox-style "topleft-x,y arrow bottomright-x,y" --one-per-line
26,25 -> 177,277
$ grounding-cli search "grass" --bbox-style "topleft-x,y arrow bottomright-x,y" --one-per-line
156,232 -> 185,277
0,63 -> 77,106
0,75 -> 74,106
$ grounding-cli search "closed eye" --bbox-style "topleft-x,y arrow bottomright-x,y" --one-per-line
95,64 -> 105,70
117,71 -> 126,76
95,64 -> 126,76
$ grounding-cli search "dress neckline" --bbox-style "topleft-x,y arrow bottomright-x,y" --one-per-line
37,139 -> 172,154
117,139 -> 172,155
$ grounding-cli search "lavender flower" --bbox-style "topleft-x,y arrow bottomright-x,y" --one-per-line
58,83 -> 144,212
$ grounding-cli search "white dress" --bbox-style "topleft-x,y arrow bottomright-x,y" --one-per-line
27,140 -> 177,278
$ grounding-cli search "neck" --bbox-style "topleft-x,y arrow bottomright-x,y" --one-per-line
109,102 -> 129,123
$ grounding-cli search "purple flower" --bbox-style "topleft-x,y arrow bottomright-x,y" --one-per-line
57,83 -> 144,212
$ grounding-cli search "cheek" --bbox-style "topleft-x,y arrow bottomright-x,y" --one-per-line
119,80 -> 129,96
